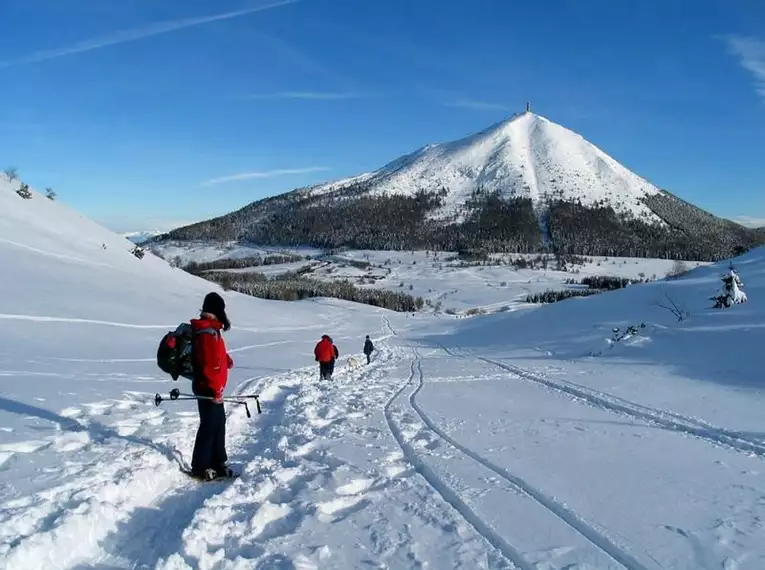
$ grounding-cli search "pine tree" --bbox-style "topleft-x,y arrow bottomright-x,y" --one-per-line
711,264 -> 748,308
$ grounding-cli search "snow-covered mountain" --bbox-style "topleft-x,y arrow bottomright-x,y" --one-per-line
160,111 -> 764,261
311,111 -> 663,222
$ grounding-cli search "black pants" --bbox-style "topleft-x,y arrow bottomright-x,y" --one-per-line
365,353 -> 371,364
319,361 -> 333,380
191,398 -> 227,474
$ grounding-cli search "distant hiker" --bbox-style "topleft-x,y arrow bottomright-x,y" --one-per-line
314,334 -> 338,380
363,335 -> 374,364
190,292 -> 234,481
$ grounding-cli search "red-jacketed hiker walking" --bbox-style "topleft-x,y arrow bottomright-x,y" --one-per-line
314,334 -> 339,380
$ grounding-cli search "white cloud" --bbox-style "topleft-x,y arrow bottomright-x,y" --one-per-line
722,35 -> 765,99
0,0 -> 299,68
730,215 -> 765,228
201,167 -> 330,186
443,98 -> 509,112
247,91 -> 367,100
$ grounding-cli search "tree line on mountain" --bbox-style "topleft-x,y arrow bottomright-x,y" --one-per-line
182,253 -> 305,275
199,270 -> 424,312
525,289 -> 601,304
547,194 -> 762,260
526,274 -> 646,304
564,275 -> 648,290
160,181 -> 765,262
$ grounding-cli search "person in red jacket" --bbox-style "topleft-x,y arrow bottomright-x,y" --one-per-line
314,334 -> 338,380
190,292 -> 234,480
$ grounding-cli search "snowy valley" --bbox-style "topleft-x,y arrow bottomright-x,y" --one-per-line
3,175 -> 765,570
150,240 -> 709,316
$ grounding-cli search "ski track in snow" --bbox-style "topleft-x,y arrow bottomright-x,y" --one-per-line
409,349 -> 653,570
381,320 -> 641,569
441,347 -> 765,461
383,351 -> 528,570
0,238 -> 125,271
0,313 -> 175,329
384,347 -> 658,570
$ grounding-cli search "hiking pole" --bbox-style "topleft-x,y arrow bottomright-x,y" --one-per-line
233,394 -> 262,415
153,390 -> 199,407
174,391 -> 261,416
154,389 -> 262,417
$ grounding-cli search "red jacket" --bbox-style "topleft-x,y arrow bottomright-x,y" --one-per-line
314,337 -> 337,363
191,317 -> 233,398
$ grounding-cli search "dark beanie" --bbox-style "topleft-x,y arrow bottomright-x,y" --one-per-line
202,292 -> 230,331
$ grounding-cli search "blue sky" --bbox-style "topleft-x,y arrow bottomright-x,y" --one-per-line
0,0 -> 764,232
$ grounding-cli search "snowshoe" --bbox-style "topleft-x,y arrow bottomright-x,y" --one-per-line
215,463 -> 236,478
182,467 -> 239,482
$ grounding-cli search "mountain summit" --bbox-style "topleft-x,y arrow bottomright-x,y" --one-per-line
162,111 -> 763,261
342,111 -> 662,224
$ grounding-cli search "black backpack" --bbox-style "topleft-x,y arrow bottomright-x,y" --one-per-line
157,323 -> 218,381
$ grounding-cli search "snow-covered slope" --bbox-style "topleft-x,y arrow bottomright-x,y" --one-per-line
0,178 -> 400,568
312,111 -> 663,222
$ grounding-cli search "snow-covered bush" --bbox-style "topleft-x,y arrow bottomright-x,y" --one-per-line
666,260 -> 689,279
131,246 -> 145,259
655,289 -> 689,321
45,188 -> 56,200
711,265 -> 747,308
16,183 -> 32,199
611,323 -> 645,343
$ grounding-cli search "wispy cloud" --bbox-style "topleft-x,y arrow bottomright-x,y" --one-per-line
731,215 -> 765,228
247,91 -> 367,101
201,167 -> 330,186
0,0 -> 299,68
443,98 -> 509,112
250,31 -> 357,89
721,35 -> 765,99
